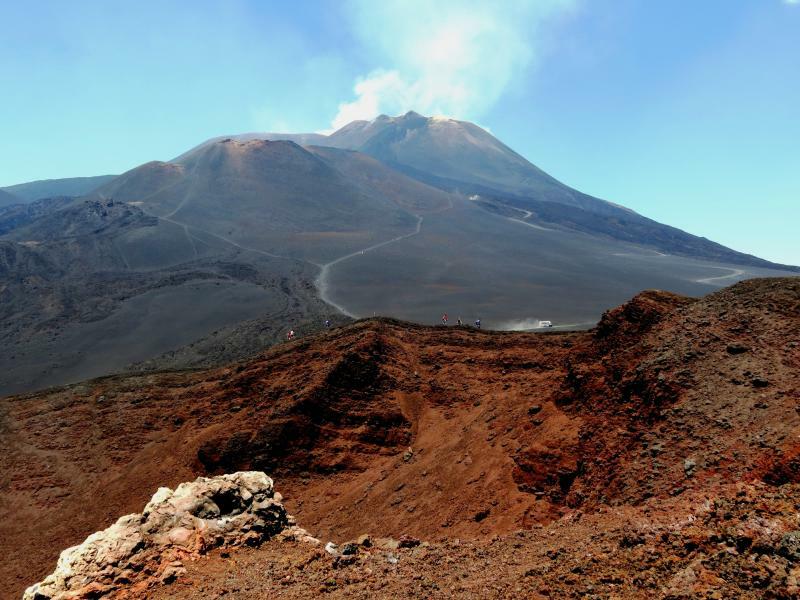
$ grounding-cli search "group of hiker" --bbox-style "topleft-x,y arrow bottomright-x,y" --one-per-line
441,313 -> 480,328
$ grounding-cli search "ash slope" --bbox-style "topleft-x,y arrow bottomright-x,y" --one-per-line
0,196 -> 331,397
100,138 -> 449,263
189,111 -> 798,272
90,132 -> 796,331
2,278 -> 798,599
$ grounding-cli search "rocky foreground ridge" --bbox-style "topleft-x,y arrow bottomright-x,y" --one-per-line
22,478 -> 800,599
2,278 -> 799,598
24,472 -> 317,599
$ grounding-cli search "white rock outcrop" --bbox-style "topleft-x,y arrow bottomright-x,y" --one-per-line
24,472 -> 292,599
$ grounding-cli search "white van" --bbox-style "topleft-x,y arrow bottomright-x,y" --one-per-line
539,320 -> 553,328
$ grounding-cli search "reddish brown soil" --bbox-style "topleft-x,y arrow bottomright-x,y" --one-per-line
153,482 -> 800,599
2,277 -> 799,599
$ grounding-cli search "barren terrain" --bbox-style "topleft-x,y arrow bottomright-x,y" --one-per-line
2,277 -> 799,598
155,482 -> 800,599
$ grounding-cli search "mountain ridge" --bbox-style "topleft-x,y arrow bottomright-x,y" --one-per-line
173,112 -> 797,271
7,112 -> 795,272
0,188 -> 20,208
1,175 -> 117,203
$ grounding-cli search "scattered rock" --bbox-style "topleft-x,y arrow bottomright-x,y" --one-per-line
340,542 -> 359,556
649,442 -> 664,457
399,535 -> 421,548
333,554 -> 357,568
683,459 -> 697,478
379,538 -> 401,550
726,344 -> 749,355
474,509 -> 491,522
778,531 -> 800,562
324,542 -> 339,556
619,529 -> 645,548
159,562 -> 186,584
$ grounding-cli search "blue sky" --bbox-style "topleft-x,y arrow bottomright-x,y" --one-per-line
1,0 -> 798,264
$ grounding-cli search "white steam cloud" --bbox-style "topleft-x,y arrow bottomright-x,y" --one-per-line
331,0 -> 576,130
495,318 -> 544,331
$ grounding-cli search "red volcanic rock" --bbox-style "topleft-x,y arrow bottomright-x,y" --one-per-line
3,278 -> 799,599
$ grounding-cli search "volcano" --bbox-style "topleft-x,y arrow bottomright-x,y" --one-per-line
0,112 -> 796,398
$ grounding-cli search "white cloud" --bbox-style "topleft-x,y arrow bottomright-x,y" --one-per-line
331,0 -> 576,129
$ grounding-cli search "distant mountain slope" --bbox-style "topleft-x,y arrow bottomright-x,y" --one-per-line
0,138 -> 460,396
329,111 -> 621,216
179,112 -> 796,271
2,175 -> 116,203
0,188 -> 20,208
102,139 -> 446,263
304,145 -> 452,214
182,113 -> 615,215
0,196 -> 75,236
0,239 -> 58,280
5,198 -> 156,244
476,195 -> 800,272
97,161 -> 185,203
0,195 -> 334,398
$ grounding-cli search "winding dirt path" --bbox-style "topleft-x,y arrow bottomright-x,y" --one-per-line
313,195 -> 455,317
157,215 -> 299,263
695,267 -> 746,285
161,160 -> 202,219
507,208 -> 553,232
132,194 -> 455,318
314,215 -> 424,317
